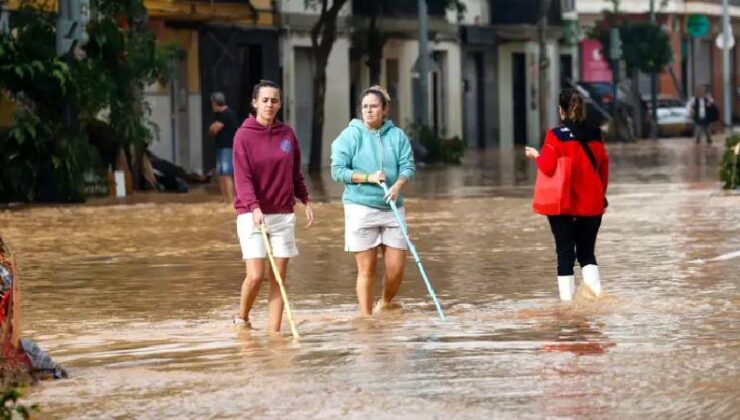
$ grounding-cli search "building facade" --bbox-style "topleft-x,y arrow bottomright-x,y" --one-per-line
575,0 -> 740,122
143,0 -> 278,175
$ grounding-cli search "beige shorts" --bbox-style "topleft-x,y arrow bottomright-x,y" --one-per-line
344,203 -> 407,252
236,213 -> 298,259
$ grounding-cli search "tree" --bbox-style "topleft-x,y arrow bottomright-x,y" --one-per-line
0,0 -> 178,202
305,0 -> 350,173
592,0 -> 673,139
351,0 -> 464,86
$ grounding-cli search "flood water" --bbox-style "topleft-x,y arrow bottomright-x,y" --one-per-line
1,138 -> 739,418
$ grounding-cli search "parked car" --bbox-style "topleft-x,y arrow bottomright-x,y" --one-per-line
578,81 -> 617,108
645,96 -> 694,137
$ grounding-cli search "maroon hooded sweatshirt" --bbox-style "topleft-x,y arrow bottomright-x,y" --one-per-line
232,115 -> 310,215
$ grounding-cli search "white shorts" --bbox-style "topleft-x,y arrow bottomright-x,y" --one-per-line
236,213 -> 298,259
344,203 -> 407,252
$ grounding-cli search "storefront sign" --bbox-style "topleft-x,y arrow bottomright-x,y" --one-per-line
581,39 -> 612,83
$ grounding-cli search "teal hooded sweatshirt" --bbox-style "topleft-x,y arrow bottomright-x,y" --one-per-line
331,119 -> 415,209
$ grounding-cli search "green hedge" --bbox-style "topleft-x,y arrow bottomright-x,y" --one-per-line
407,123 -> 466,164
720,135 -> 740,190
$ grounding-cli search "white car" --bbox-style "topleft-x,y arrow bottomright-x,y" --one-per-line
649,97 -> 694,137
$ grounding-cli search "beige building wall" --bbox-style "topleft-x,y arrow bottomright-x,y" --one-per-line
282,34 -> 351,166
381,39 -> 464,138
498,40 -> 561,148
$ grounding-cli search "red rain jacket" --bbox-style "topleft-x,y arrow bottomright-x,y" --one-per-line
535,123 -> 609,216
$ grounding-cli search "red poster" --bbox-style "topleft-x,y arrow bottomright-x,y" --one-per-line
581,39 -> 612,83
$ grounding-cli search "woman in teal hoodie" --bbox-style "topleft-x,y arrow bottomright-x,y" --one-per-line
331,86 -> 415,316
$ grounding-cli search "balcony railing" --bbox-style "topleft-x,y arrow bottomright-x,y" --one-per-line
351,0 -> 447,18
490,0 -> 564,25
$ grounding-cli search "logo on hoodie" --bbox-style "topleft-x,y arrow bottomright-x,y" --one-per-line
280,138 -> 292,154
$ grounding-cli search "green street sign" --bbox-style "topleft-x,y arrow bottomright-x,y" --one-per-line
687,14 -> 710,38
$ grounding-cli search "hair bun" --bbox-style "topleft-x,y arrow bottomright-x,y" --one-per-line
367,85 -> 391,103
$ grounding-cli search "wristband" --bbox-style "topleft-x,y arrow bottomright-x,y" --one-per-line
364,173 -> 369,183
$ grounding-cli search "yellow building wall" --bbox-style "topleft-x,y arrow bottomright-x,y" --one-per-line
156,27 -> 200,93
144,0 -> 273,24
8,0 -> 274,25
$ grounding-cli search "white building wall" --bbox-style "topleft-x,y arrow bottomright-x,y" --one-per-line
188,94 -> 203,174
145,92 -> 174,162
548,43 -> 560,130
498,40 -> 559,148
439,40 -> 464,138
144,90 -> 203,173
457,0 -> 490,25
576,0 -> 740,16
382,39 -> 464,137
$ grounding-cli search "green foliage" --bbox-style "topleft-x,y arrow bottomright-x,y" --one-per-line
0,0 -> 181,202
720,135 -> 740,189
1,387 -> 38,419
591,17 -> 673,74
407,123 -> 466,165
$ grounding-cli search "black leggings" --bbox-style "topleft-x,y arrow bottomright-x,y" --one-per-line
547,215 -> 602,276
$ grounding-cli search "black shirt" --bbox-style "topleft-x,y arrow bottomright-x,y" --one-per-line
213,108 -> 239,149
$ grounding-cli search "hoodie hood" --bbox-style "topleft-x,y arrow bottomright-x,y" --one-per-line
241,114 -> 286,131
349,118 -> 396,136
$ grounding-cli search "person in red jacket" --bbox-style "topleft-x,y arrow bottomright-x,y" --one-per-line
233,80 -> 315,332
525,89 -> 609,301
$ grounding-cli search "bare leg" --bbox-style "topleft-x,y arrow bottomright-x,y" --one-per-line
266,258 -> 290,332
378,245 -> 406,308
239,259 -> 265,324
355,248 -> 378,316
219,176 -> 234,204
225,176 -> 234,203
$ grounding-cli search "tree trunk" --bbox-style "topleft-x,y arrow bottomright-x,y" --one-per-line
630,69 -> 643,139
538,0 -> 551,139
308,0 -> 348,173
309,57 -> 328,172
367,13 -> 384,86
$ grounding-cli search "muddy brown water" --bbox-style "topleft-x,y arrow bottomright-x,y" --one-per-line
1,138 -> 738,418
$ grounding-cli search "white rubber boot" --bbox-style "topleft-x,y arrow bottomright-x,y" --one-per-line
582,264 -> 602,297
557,275 -> 576,301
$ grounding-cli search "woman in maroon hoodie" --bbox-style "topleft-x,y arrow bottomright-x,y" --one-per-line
232,80 -> 314,332
525,89 -> 609,301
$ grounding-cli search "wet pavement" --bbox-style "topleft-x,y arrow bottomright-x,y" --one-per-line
1,137 -> 738,418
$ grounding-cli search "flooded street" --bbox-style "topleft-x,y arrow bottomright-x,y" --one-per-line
1,138 -> 739,418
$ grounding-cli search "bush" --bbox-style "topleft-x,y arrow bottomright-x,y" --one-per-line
0,386 -> 38,419
720,135 -> 740,189
407,123 -> 466,164
0,1 -> 180,203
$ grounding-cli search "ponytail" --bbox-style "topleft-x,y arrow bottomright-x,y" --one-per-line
559,89 -> 587,123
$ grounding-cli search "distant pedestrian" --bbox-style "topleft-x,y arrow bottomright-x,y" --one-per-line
232,80 -> 314,332
330,86 -> 415,315
525,89 -> 609,301
209,92 -> 239,203
686,85 -> 718,145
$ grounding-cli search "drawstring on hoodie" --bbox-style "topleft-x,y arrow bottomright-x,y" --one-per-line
376,130 -> 384,171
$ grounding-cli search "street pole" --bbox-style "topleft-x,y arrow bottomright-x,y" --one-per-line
538,0 -> 551,140
56,0 -> 71,56
417,0 -> 430,127
650,0 -> 658,139
610,27 -> 621,118
722,0 -> 733,134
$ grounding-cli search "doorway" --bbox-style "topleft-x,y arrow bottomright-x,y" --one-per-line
512,52 -> 527,146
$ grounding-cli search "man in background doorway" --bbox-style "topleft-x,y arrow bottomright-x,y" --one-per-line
686,85 -> 717,145
209,92 -> 238,203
